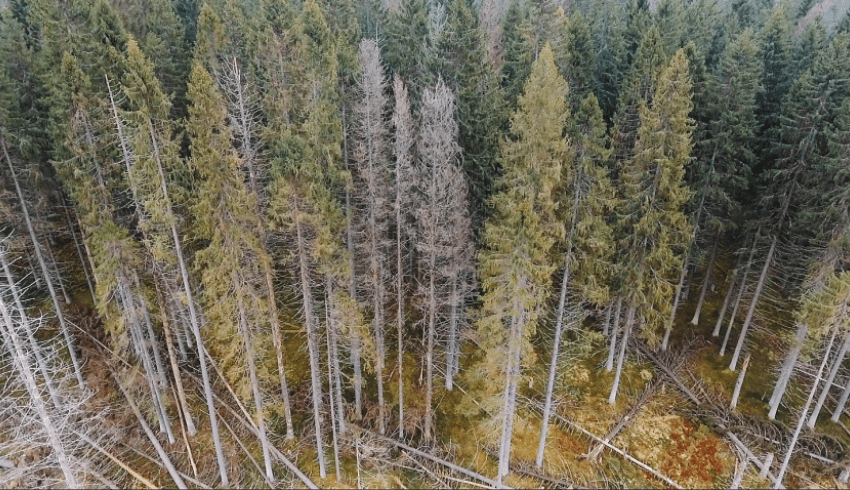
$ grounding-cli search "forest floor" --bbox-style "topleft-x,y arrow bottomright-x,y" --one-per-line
42,239 -> 850,488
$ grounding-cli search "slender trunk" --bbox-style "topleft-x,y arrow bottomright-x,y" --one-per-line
296,217 -> 327,478
325,298 -> 341,481
609,304 -> 635,404
691,233 -> 720,325
769,323 -> 807,419
0,247 -> 62,409
325,289 -> 346,435
446,277 -> 458,390
498,309 -> 525,482
0,298 -> 78,488
156,284 -> 197,435
64,204 -> 96,303
536,263 -> 571,468
663,249 -> 689,351
113,371 -> 188,489
775,330 -> 838,488
730,352 -> 750,409
808,330 -> 850,427
263,261 -> 294,440
607,298 -> 623,371
424,259 -> 436,442
831,364 -> 850,422
730,235 -> 777,371
603,303 -> 613,338
236,296 -> 274,482
346,185 -> 363,421
713,264 -> 739,337
107,75 -> 229,483
43,236 -> 71,305
397,229 -> 405,438
2,137 -> 84,387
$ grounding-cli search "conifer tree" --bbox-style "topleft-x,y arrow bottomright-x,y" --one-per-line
434,0 -> 506,222
536,92 -> 614,468
353,38 -> 391,437
500,0 -> 533,107
383,0 -> 432,108
556,9 -> 595,109
187,61 -> 276,482
477,44 -> 565,482
611,50 -> 693,401
121,38 -> 231,484
665,28 -> 761,342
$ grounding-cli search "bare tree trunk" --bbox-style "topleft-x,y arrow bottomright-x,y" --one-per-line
296,217 -> 327,478
446,277 -> 458,390
769,323 -> 807,419
607,297 -> 623,371
808,330 -> 850,428
63,204 -> 96,303
2,137 -> 84,388
831,366 -> 850,422
325,298 -> 342,481
603,303 -> 613,338
691,233 -> 720,326
774,330 -> 838,488
424,256 -> 436,442
663,245 -> 691,350
156,284 -> 197,435
498,309 -> 525,483
609,304 -> 636,404
713,264 -> 739,337
347,187 -> 364,421
537,264 -> 571,468
236,296 -> 274,482
730,235 -> 777,371
731,353 -> 750,409
0,297 -> 77,488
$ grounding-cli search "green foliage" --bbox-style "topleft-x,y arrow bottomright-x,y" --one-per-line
617,49 -> 694,343
478,43 -> 567,378
499,0 -> 533,107
434,0 -> 506,223
382,0 -> 432,107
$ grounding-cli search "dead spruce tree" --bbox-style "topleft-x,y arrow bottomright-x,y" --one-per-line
415,77 -> 471,441
353,38 -> 391,436
392,73 -> 415,438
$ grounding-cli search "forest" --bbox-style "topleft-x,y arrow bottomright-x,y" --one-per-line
2,0 -> 850,487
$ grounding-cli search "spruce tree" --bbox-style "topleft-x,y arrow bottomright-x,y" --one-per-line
611,49 -> 693,400
434,0 -> 506,223
500,0 -> 533,107
476,44 -> 565,483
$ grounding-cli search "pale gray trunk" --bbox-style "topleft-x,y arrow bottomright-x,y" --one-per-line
0,298 -> 77,488
446,277 -> 458,390
664,240 -> 693,349
156,286 -> 197,436
536,263 -> 571,468
424,262 -> 436,441
603,303 -> 613,338
832,367 -> 850,421
43,236 -> 71,305
774,330 -> 838,488
296,218 -> 327,478
265,263 -> 294,440
237,296 -> 274,482
2,137 -> 84,387
498,309 -> 525,482
325,299 -> 342,481
397,222 -> 405,438
607,297 -> 623,371
730,235 -> 777,371
808,330 -> 850,428
769,323 -> 807,419
730,352 -> 750,409
346,185 -> 363,421
609,304 -> 635,404
712,265 -> 739,337
64,205 -> 96,303
113,372 -> 187,489
691,233 -> 720,325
